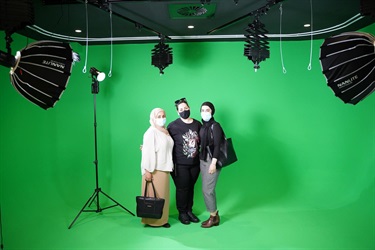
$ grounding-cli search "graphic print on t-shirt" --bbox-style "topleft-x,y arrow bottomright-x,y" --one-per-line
182,129 -> 199,158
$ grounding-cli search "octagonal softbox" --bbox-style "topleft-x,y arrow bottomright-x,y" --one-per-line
319,32 -> 375,105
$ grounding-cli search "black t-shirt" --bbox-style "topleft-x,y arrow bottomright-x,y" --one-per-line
167,118 -> 202,165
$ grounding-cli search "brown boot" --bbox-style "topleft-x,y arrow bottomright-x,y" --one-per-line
201,211 -> 220,228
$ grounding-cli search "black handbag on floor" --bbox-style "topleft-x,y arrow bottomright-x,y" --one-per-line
208,124 -> 238,168
136,180 -> 165,219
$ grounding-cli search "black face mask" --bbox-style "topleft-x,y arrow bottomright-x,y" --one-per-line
179,110 -> 190,119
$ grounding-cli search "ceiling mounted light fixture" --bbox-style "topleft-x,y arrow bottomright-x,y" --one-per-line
151,35 -> 173,75
244,16 -> 270,72
243,0 -> 281,72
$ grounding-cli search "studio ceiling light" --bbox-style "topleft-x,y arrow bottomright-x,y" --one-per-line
242,0 -> 282,71
244,16 -> 270,72
151,35 -> 173,75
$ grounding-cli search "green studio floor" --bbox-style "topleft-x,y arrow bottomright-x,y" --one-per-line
2,178 -> 374,250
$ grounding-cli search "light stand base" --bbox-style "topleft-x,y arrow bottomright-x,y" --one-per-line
68,188 -> 135,229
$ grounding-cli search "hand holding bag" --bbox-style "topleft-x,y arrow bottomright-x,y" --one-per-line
136,180 -> 165,219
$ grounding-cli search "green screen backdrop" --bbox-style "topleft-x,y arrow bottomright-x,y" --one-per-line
0,24 -> 374,249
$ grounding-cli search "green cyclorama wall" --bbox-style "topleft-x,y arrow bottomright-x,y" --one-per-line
0,23 -> 374,248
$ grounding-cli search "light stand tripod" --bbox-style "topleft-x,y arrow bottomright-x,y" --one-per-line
68,71 -> 134,229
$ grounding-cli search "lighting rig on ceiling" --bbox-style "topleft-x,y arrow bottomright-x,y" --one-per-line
244,14 -> 269,72
86,0 -> 165,37
206,0 -> 282,72
151,35 -> 173,75
243,0 -> 282,71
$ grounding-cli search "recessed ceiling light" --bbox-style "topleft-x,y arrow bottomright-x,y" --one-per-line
188,25 -> 194,29
75,29 -> 82,33
304,24 -> 311,28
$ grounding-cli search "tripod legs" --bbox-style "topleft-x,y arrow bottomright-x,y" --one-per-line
68,188 -> 135,229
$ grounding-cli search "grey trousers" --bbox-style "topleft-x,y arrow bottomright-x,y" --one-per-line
200,154 -> 221,213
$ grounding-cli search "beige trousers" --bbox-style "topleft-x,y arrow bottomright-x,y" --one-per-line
141,170 -> 170,226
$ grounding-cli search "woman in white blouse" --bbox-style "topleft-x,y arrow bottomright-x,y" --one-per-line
140,108 -> 174,228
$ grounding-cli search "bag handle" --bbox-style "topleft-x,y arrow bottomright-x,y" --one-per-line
143,180 -> 158,198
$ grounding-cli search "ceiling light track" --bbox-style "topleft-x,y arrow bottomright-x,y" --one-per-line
79,0 -> 171,39
26,13 -> 364,43
207,0 -> 283,35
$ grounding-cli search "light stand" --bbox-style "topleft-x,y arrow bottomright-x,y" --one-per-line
68,69 -> 134,229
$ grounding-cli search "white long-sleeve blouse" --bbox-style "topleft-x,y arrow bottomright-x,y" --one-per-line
141,126 -> 174,175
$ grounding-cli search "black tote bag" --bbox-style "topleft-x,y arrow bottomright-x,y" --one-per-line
208,124 -> 238,168
136,180 -> 165,219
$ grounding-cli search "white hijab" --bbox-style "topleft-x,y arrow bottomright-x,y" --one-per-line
149,108 -> 169,135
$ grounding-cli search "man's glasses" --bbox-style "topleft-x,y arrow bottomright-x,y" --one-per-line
174,98 -> 187,105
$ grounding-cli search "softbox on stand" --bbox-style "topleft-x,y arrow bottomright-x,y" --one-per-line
9,40 -> 79,109
319,31 -> 375,105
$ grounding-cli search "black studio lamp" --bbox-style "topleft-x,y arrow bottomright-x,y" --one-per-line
90,67 -> 106,94
90,67 -> 106,82
151,35 -> 173,75
244,16 -> 270,72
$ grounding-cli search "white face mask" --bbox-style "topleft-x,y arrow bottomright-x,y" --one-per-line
155,117 -> 166,127
201,112 -> 212,122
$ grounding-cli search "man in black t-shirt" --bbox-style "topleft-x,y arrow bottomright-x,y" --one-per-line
167,98 -> 202,225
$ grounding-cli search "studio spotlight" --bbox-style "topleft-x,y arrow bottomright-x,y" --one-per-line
151,35 -> 173,75
90,67 -> 106,82
244,17 -> 270,72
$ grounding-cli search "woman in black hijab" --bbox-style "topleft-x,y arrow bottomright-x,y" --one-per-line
199,101 -> 224,228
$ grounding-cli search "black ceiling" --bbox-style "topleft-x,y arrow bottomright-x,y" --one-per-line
3,0 -> 375,44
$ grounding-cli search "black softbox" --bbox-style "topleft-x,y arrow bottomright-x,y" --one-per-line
10,40 -> 79,109
319,32 -> 375,105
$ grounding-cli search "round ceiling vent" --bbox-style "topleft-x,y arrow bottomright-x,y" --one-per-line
177,6 -> 208,17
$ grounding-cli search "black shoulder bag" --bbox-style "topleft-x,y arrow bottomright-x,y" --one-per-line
136,180 -> 165,219
207,123 -> 238,168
